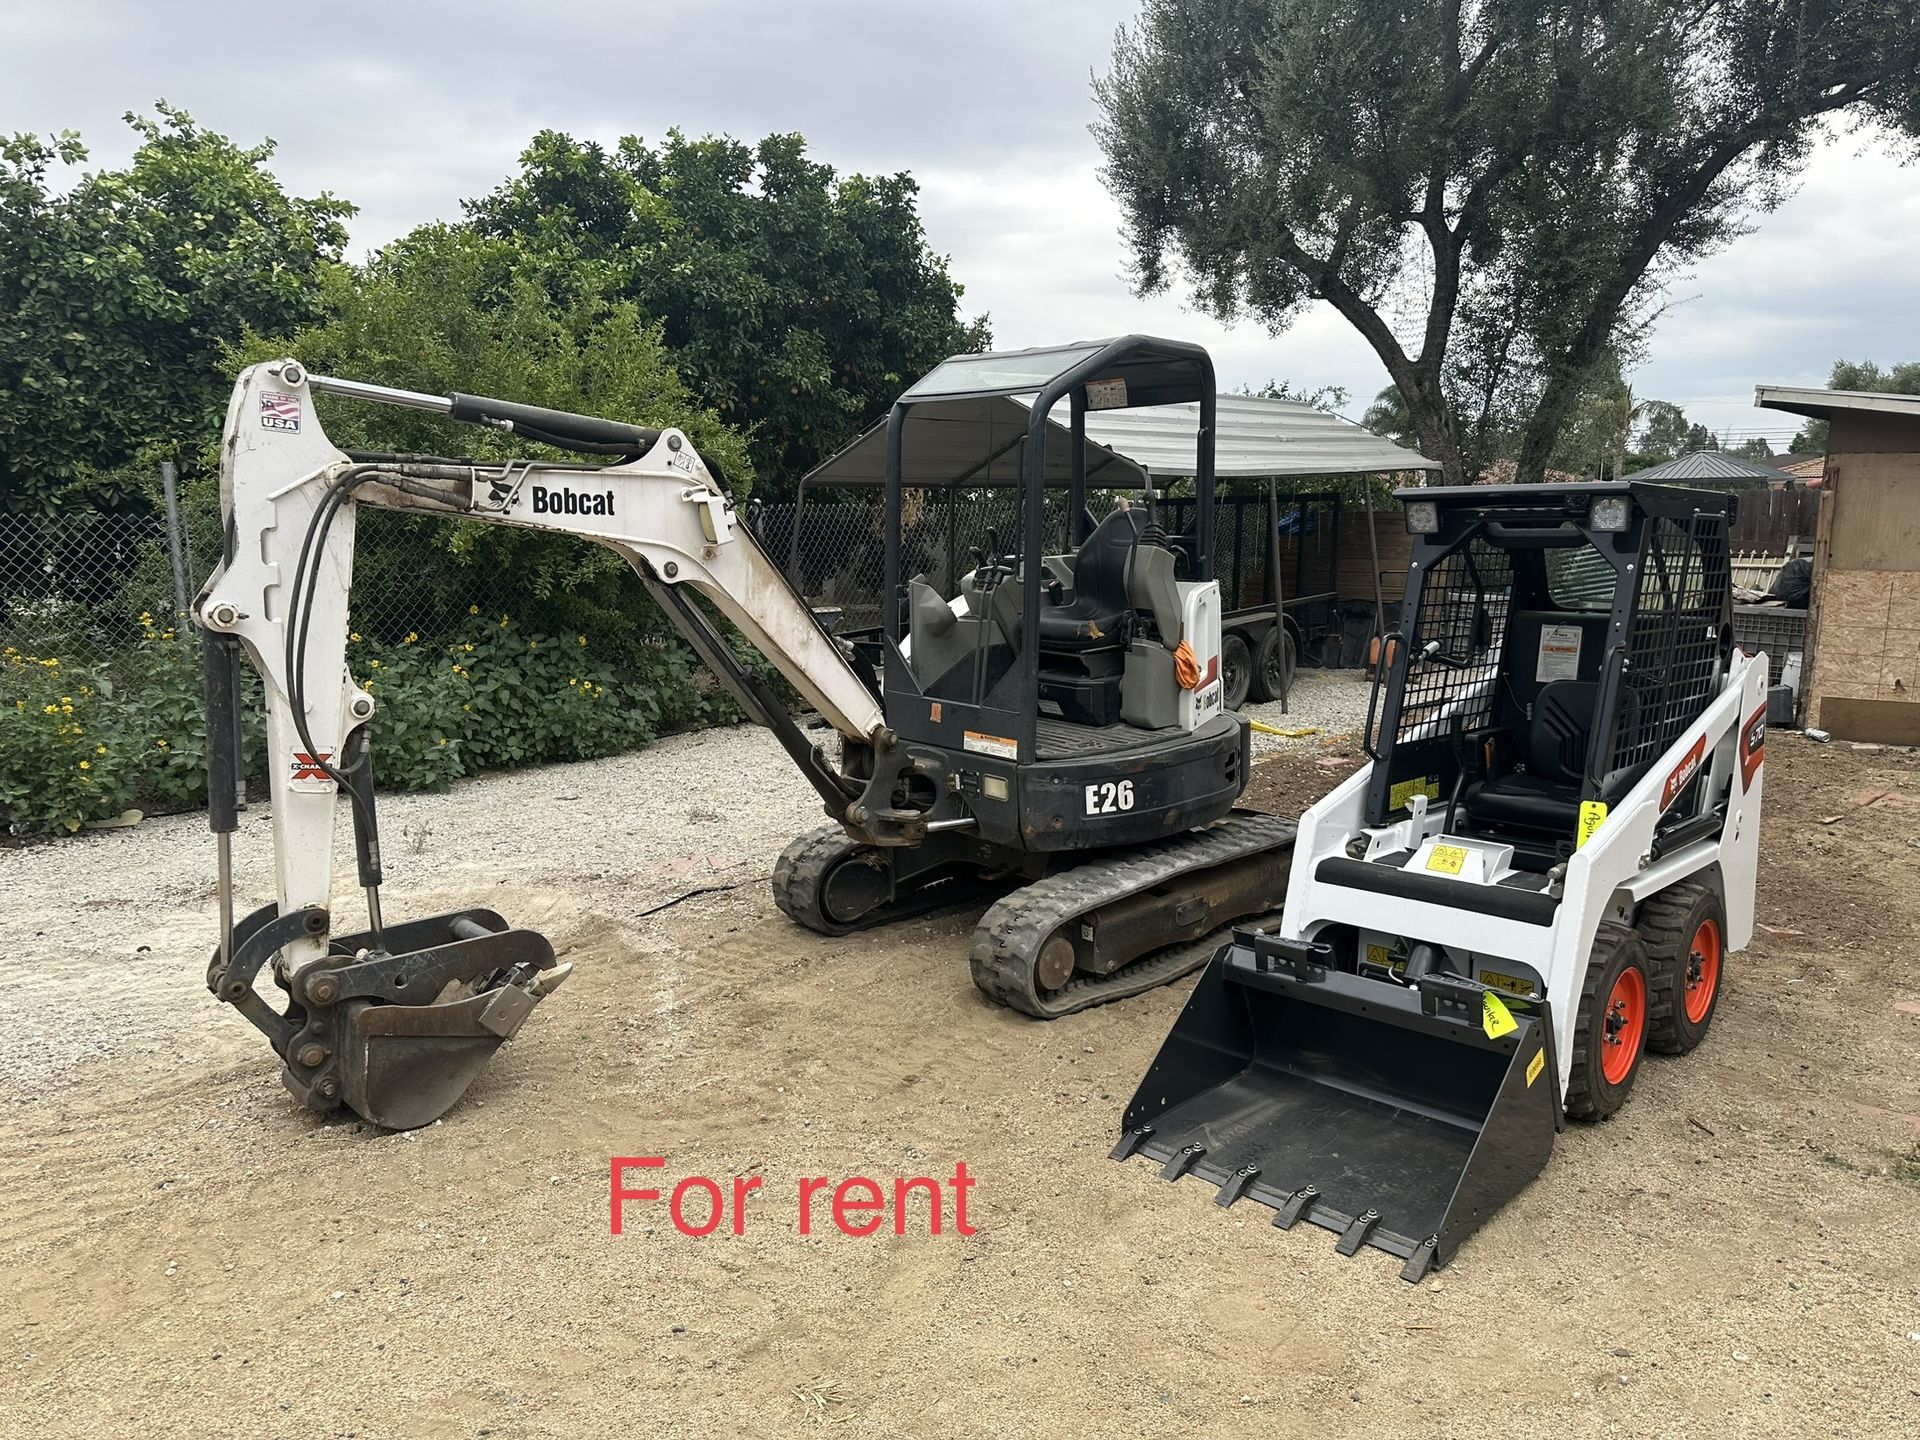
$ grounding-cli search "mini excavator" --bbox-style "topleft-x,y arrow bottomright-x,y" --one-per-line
195,339 -> 1297,1128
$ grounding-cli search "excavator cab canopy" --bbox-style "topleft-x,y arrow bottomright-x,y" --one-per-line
881,336 -> 1218,764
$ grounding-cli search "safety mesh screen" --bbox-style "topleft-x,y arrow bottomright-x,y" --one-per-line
1609,513 -> 1728,776
1391,538 -> 1514,743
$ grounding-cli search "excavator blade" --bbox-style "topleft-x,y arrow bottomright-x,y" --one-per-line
213,906 -> 568,1130
1112,930 -> 1558,1281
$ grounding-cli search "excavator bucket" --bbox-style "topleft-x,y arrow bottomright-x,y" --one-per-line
1112,930 -> 1559,1281
210,905 -> 569,1131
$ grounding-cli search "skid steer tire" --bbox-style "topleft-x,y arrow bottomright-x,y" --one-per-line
1565,922 -> 1652,1122
1640,881 -> 1726,1056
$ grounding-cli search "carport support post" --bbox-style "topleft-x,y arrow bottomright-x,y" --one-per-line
1364,479 -> 1386,656
1268,476 -> 1289,710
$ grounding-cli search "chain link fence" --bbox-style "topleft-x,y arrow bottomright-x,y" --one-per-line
0,509 -> 551,676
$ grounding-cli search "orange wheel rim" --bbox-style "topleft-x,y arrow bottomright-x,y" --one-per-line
1600,966 -> 1647,1085
1683,920 -> 1722,1024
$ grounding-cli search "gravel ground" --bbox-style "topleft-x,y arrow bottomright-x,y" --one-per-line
4,696 -> 1917,1439
1243,668 -> 1373,756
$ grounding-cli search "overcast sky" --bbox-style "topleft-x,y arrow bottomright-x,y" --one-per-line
6,0 -> 1916,450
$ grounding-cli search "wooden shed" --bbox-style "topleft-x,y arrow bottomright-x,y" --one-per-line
1754,386 -> 1920,743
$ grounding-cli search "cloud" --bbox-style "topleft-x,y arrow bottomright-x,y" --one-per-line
3,1 -> 1912,445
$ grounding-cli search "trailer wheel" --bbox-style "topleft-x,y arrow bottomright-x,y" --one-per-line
1248,625 -> 1297,703
1641,881 -> 1725,1055
1220,633 -> 1252,710
1565,922 -> 1652,1121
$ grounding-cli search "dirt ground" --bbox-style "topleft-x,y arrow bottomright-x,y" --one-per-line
3,729 -> 1918,1439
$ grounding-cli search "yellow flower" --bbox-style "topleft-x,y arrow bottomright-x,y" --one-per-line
462,643 -> 474,653
161,631 -> 175,641
42,657 -> 58,668
156,739 -> 170,751
499,615 -> 510,627
369,658 -> 381,669
44,704 -> 57,714
529,640 -> 538,650
577,635 -> 587,647
78,760 -> 90,771
61,704 -> 73,715
462,703 -> 472,712
139,612 -> 153,627
60,696 -> 70,704
568,677 -> 577,687
350,631 -> 362,643
94,744 -> 105,755
436,737 -> 447,747
451,664 -> 465,675
469,605 -> 480,615
404,632 -> 418,644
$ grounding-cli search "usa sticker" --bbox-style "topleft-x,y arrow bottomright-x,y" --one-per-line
260,391 -> 302,432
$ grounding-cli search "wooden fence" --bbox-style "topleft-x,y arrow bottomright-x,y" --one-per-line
1729,486 -> 1820,554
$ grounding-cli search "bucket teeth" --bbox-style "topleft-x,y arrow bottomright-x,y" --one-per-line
1272,1185 -> 1320,1230
1159,1142 -> 1207,1181
1215,1165 -> 1260,1208
1399,1237 -> 1440,1284
1108,1126 -> 1154,1161
1335,1208 -> 1383,1256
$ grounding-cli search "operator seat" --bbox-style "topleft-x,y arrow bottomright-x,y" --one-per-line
1462,680 -> 1597,834
1034,507 -> 1145,651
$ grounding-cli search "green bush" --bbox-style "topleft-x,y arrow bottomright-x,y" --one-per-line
0,648 -> 137,831
0,605 -> 754,836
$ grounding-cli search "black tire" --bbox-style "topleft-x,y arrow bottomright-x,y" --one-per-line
1564,922 -> 1653,1121
1220,632 -> 1253,711
1248,624 -> 1298,703
1640,880 -> 1726,1056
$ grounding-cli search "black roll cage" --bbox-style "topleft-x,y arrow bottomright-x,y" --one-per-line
880,336 -> 1217,762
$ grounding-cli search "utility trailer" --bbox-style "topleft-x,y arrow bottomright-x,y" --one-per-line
1113,482 -> 1768,1280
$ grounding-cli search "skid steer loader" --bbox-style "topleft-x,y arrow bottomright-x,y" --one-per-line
1112,482 -> 1767,1280
193,338 -> 1302,1129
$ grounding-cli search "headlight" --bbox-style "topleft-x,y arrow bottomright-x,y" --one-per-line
1589,495 -> 1630,532
1404,500 -> 1439,535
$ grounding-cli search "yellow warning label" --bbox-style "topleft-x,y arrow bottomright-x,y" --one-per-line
1481,990 -> 1518,1040
1390,776 -> 1441,811
962,729 -> 1019,761
1426,844 -> 1468,875
1576,800 -> 1609,850
1477,967 -> 1533,998
1526,1049 -> 1546,1087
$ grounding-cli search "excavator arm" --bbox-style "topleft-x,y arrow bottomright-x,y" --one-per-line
194,360 -> 896,1128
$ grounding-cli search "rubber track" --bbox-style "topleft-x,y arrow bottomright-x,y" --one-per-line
968,812 -> 1297,1018
772,824 -> 990,936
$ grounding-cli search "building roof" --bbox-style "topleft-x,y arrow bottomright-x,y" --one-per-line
1618,450 -> 1802,484
1754,385 -> 1920,422
799,391 -> 1437,489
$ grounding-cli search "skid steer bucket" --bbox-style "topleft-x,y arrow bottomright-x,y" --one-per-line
209,905 -> 569,1131
1112,930 -> 1558,1281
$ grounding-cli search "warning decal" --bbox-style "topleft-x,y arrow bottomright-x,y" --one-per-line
1425,844 -> 1468,875
1536,623 -> 1583,682
963,730 -> 1018,761
1526,1049 -> 1546,1087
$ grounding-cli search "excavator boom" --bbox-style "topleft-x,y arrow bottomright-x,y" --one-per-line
196,360 -> 890,1127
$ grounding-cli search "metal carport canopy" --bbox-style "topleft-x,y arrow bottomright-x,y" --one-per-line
798,391 -> 1437,488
